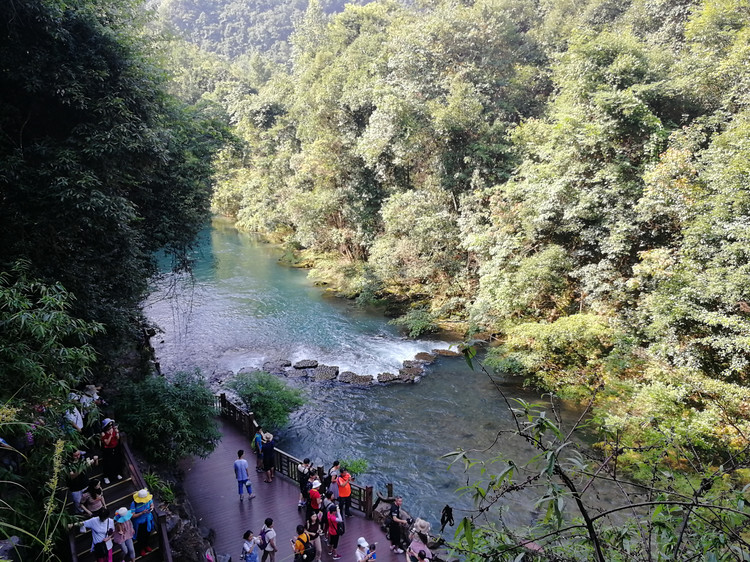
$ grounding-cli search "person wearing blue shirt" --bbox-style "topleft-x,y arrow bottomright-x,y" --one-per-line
234,449 -> 256,501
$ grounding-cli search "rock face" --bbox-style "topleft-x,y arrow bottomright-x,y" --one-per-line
294,359 -> 319,369
351,374 -> 374,385
313,365 -> 339,381
338,371 -> 357,383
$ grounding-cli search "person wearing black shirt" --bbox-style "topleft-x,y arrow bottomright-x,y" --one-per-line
388,496 -> 407,554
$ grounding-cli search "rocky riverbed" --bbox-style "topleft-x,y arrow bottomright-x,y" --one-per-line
205,347 -> 464,391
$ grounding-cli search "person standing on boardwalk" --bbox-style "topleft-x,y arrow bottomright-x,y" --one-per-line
326,460 -> 340,499
260,517 -> 278,562
297,458 -> 312,507
336,467 -> 353,517
306,478 -> 322,520
356,537 -> 375,562
305,511 -> 323,562
234,449 -> 256,501
262,433 -> 276,482
326,504 -> 343,560
388,496 -> 407,554
241,529 -> 260,562
254,427 -> 264,472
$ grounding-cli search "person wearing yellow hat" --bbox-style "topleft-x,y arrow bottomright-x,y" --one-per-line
130,489 -> 155,556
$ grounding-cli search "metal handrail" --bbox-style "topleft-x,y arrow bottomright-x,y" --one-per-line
217,393 -> 376,517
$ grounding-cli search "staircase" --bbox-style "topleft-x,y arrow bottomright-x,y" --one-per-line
68,438 -> 172,562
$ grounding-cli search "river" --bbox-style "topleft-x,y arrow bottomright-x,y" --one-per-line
144,217 -> 594,533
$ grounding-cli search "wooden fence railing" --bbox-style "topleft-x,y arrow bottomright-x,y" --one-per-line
121,436 -> 173,562
216,393 -> 376,518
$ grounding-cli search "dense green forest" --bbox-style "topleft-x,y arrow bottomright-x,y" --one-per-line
0,0 -> 224,558
160,0 -> 750,558
2,0 -> 750,558
155,0 -> 373,60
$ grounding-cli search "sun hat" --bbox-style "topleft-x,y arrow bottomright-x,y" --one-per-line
114,507 -> 133,522
357,537 -> 368,548
133,489 -> 153,503
102,418 -> 114,428
84,384 -> 100,397
263,432 -> 273,442
413,518 -> 431,535
312,480 -> 321,489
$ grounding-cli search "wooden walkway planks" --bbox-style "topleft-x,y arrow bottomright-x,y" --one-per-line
182,418 -> 405,562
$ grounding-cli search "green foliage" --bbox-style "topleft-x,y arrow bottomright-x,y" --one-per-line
115,371 -> 220,465
0,262 -> 103,403
0,0 -> 227,351
487,314 -> 614,394
444,392 -> 750,561
144,472 -> 176,504
339,457 -> 369,477
0,268 -> 100,560
389,307 -> 440,338
226,371 -> 305,430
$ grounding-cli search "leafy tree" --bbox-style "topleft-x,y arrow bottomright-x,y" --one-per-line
115,371 -> 221,465
0,265 -> 99,560
227,371 -> 305,430
445,356 -> 750,561
0,0 -> 227,354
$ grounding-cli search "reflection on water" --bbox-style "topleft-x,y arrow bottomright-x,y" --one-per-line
145,218 -> 619,532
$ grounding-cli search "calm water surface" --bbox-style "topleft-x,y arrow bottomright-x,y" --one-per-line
145,218 -> 607,532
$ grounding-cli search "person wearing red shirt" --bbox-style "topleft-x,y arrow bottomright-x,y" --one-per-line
307,479 -> 322,519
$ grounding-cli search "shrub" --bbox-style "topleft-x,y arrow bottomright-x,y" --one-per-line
115,370 -> 220,465
339,457 -> 369,477
226,371 -> 305,430
390,307 -> 439,338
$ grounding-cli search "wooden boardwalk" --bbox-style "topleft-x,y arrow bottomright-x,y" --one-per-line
182,418 -> 405,562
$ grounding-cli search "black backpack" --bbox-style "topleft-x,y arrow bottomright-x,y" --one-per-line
295,533 -> 316,562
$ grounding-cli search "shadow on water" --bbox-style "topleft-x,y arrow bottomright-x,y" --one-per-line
145,217 -> 623,534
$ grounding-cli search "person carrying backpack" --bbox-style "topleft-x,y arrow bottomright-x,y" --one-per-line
292,524 -> 316,562
326,504 -> 343,560
259,518 -> 278,562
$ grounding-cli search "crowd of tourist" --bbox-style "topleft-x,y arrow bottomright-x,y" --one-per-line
237,426 -> 437,562
59,385 -> 159,562
59,391 -> 438,562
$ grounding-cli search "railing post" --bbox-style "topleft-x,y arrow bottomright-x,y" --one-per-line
365,486 -> 373,519
387,483 -> 393,498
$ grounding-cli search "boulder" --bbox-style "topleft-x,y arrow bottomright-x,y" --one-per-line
414,352 -> 436,363
377,372 -> 398,383
294,359 -> 319,369
262,359 -> 291,374
402,360 -> 422,369
313,365 -> 339,381
432,348 -> 461,357
351,374 -> 374,385
398,366 -> 423,382
286,368 -> 309,378
338,371 -> 357,383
